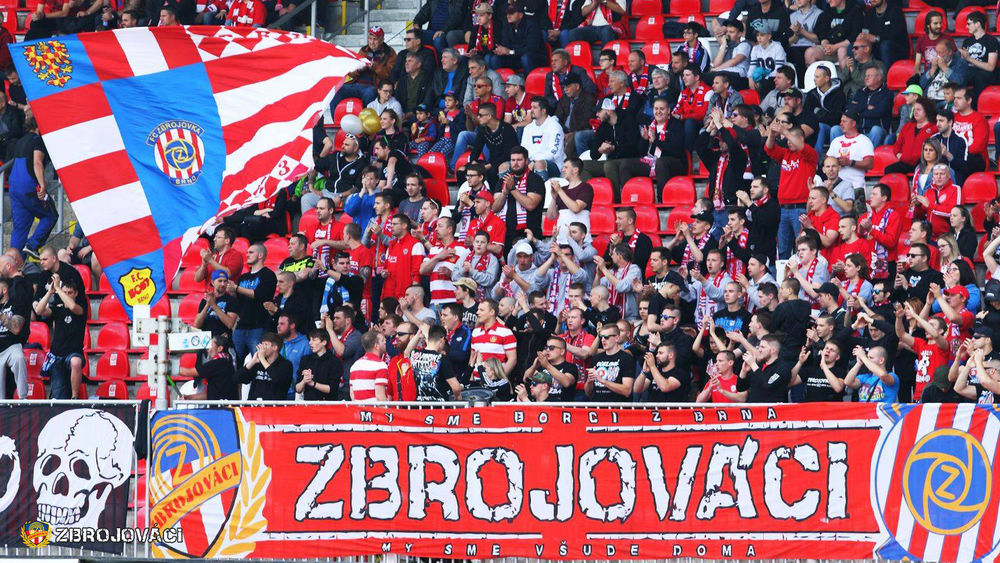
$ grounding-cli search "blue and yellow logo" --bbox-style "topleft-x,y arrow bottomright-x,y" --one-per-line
903,428 -> 992,535
22,41 -> 72,88
20,520 -> 52,548
146,120 -> 207,186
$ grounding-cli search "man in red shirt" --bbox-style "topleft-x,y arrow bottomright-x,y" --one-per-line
673,64 -> 709,151
349,331 -> 389,402
560,307 -> 595,391
859,183 -> 904,281
829,216 -> 871,273
801,186 -> 841,261
896,308 -> 949,402
470,299 -> 517,377
932,284 -> 975,359
465,190 -> 506,256
382,214 -> 425,301
952,87 -> 988,174
194,226 -> 244,283
308,197 -> 346,279
225,0 -> 265,26
764,124 -> 818,260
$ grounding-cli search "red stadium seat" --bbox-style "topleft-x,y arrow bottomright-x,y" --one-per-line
24,348 -> 45,379
176,353 -> 198,381
708,0 -> 731,13
97,379 -> 130,400
661,176 -> 696,207
592,234 -> 610,257
136,383 -> 172,407
642,40 -> 674,65
418,152 -> 448,180
495,68 -> 515,82
671,13 -> 707,27
669,0 -> 701,15
333,98 -> 363,125
232,237 -> 250,256
177,293 -> 203,325
893,92 -> 907,116
425,178 -> 451,206
566,41 -> 593,69
664,206 -> 693,235
78,382 -> 89,400
617,177 -> 654,206
979,86 -> 1000,115
590,177 -> 615,207
454,43 -> 468,56
542,213 -> 557,237
28,322 -> 49,350
603,40 -> 632,60
95,351 -> 130,381
98,274 -> 113,293
870,145 -> 896,176
635,207 -> 661,234
738,89 -> 760,106
963,173 -> 998,203
913,9 -> 948,36
176,268 -> 205,293
526,67 -> 549,96
631,0 -> 661,16
332,128 -> 348,151
74,264 -> 92,292
454,151 -> 473,171
972,201 -> 987,233
95,321 -> 130,351
151,296 -> 172,319
263,237 -> 290,267
590,206 -> 616,235
180,237 -> 210,268
635,15 -> 664,41
880,173 -> 911,206
887,60 -> 915,92
954,7 -> 987,36
298,207 -> 319,236
17,377 -> 46,400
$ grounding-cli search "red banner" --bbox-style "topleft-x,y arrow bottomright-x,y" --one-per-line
148,403 -> 1000,561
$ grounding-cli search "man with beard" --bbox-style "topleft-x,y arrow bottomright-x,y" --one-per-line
307,133 -> 365,213
493,146 -> 545,248
634,343 -> 689,403
519,336 -> 579,402
382,214 -> 425,301
513,291 -> 559,379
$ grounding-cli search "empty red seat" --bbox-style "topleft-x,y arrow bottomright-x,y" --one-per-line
738,89 -> 760,106
454,43 -> 468,56
661,176 -> 697,207
590,206 -> 616,235
631,0 -> 662,16
24,348 -> 45,379
298,207 -> 319,236
17,377 -> 46,400
333,98 -> 363,125
664,206 -> 693,235
542,213 -> 557,237
708,0 -> 731,13
332,128 -> 348,151
880,173 -> 911,206
150,296 -> 172,319
95,321 -> 130,351
425,178 -> 451,206
590,177 -> 615,207
232,237 -> 250,256
97,379 -> 129,400
176,268 -> 205,293
887,60 -> 915,92
565,41 -> 593,69
669,0 -> 701,15
979,86 -> 1000,115
95,351 -> 130,381
526,67 -> 549,96
263,237 -> 290,267
136,383 -> 172,407
177,293 -> 203,325
642,40 -> 673,65
634,15 -> 664,41
603,40 -> 632,60
592,234 -> 611,257
870,145 -> 897,176
97,294 -> 129,323
495,68 -> 515,82
964,172 -> 998,203
180,237 -> 210,269
28,321 -> 49,350
74,264 -> 92,292
418,152 -> 448,180
635,206 -> 661,234
454,151 -> 473,171
618,177 -> 655,206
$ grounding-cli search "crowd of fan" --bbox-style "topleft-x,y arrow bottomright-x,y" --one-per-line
3,0 -> 1000,405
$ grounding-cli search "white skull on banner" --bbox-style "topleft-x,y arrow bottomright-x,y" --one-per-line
0,435 -> 19,514
33,409 -> 133,527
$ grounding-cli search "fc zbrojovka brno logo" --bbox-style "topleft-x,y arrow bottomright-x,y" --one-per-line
147,120 -> 206,186
873,404 -> 1000,562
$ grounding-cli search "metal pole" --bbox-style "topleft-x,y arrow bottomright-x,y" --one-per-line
155,315 -> 169,411
311,0 -> 317,37
363,0 -> 368,38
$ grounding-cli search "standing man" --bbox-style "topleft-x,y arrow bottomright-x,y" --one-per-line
494,147 -> 545,248
470,299 -> 517,378
764,125 -> 819,260
228,244 -> 277,361
739,335 -> 790,403
194,226 -> 243,283
382,214 -> 425,301
584,324 -> 634,403
350,331 -> 390,402
738,177 -> 780,268
9,116 -> 54,258
826,111 -> 875,194
859,183 -> 903,281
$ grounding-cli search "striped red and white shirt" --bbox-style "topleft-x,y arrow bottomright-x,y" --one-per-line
424,240 -> 469,305
471,321 -> 516,363
350,353 -> 389,402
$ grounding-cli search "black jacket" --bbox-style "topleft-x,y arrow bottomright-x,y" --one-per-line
430,64 -> 470,108
470,121 -> 519,170
238,357 -> 294,401
593,118 -> 637,160
555,89 -> 597,133
544,66 -> 597,108
297,351 -> 343,401
804,84 -> 846,127
395,70 -> 434,114
747,194 -> 780,266
813,4 -> 862,49
499,17 -> 544,58
389,46 -> 438,83
695,127 -> 750,208
413,0 -> 465,32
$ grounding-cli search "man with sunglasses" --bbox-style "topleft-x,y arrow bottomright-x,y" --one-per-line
519,337 -> 578,402
953,326 -> 999,404
897,242 -> 943,301
584,325 -> 634,403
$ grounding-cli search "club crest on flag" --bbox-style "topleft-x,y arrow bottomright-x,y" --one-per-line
119,267 -> 156,307
22,40 -> 72,87
147,120 -> 206,186
20,520 -> 51,548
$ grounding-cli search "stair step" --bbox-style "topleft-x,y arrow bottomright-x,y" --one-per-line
346,20 -> 407,35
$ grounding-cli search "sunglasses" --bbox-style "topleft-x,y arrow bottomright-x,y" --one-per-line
544,345 -> 563,351
599,334 -> 617,340
395,332 -> 414,337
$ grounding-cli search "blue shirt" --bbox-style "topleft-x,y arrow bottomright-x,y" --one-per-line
344,190 -> 376,229
856,371 -> 898,404
282,333 -> 310,398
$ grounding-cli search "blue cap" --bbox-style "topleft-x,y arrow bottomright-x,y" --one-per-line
211,269 -> 229,281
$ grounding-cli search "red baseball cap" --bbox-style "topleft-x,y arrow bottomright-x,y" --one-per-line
945,285 -> 970,300
368,26 -> 384,37
474,189 -> 494,205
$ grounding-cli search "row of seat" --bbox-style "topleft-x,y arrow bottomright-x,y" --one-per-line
16,376 -> 165,402
24,343 -> 200,383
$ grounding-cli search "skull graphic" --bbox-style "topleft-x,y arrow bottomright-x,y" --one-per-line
33,409 -> 133,527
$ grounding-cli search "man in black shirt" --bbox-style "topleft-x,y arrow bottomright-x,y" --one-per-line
898,242 -> 943,301
494,146 -> 545,247
35,246 -> 85,302
195,270 -> 239,337
408,325 -> 462,401
635,343 -> 689,403
0,277 -> 28,399
33,273 -> 87,399
739,334 -> 791,403
652,303 -> 694,375
713,281 -> 752,335
454,278 -> 481,327
792,338 -> 846,402
771,278 -> 812,360
958,11 -> 1000,97
739,177 -> 780,268
584,324 -> 635,402
295,329 -> 342,401
373,136 -> 413,205
238,332 -> 293,401
609,208 -> 653,274
520,336 -> 579,402
266,271 -> 313,333
584,285 -> 621,334
321,252 -> 365,317
469,102 -> 519,178
310,135 -> 365,211
513,291 -> 559,378
228,243 -> 278,362
179,334 -> 238,401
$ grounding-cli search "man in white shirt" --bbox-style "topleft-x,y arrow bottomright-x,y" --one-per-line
826,110 -> 874,194
520,96 -> 565,180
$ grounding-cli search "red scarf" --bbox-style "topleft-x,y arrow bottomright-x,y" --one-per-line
470,252 -> 491,272
869,206 -> 893,279
713,152 -> 728,211
511,171 -> 529,229
682,231 -> 711,270
682,40 -> 703,67
802,257 -> 821,309
374,214 -> 392,268
607,263 -> 631,315
630,65 -> 650,94
336,326 -> 354,357
552,71 -> 564,101
613,92 -> 631,110
585,0 -> 617,26
475,22 -> 494,52
510,92 -> 528,121
840,277 -> 863,307
698,271 -> 725,325
443,108 -> 459,139
547,261 -> 573,314
725,228 -> 749,279
421,219 -> 440,247
552,0 -> 568,28
414,119 -> 433,142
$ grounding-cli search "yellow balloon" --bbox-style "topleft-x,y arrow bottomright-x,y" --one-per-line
358,108 -> 378,122
361,113 -> 381,136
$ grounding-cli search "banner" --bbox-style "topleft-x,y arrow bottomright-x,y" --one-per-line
0,403 -> 138,553
148,403 -> 1000,561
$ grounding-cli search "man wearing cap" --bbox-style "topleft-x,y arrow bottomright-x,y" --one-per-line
765,122 -> 818,260
555,73 -> 597,157
826,111 -> 874,193
494,240 -> 538,302
389,28 -> 437,84
394,52 -> 433,125
465,189 -> 507,256
412,0 -> 465,53
783,89 -> 818,145
931,282 -> 976,359
488,1 -> 545,73
503,74 -> 532,131
544,49 -> 597,109
430,48 -> 470,112
333,26 -> 396,107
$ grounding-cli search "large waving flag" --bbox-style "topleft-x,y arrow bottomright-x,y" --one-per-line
11,26 -> 367,317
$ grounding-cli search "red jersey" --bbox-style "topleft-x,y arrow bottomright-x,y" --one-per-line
346,243 -> 373,299
861,204 -> 904,266
703,372 -> 739,403
211,247 -> 244,280
386,355 -> 417,401
953,111 -> 989,160
936,308 -> 975,358
923,182 -> 962,236
912,337 -> 948,402
830,237 -> 872,268
764,143 -> 818,205
465,211 -> 506,251
383,234 -> 425,300
471,321 -> 516,363
308,220 -> 345,273
893,121 -> 936,166
505,92 -> 529,123
349,353 -> 389,402
808,206 -> 841,260
228,0 -> 266,26
672,82 -> 709,121
561,330 -> 596,390
424,240 -> 469,305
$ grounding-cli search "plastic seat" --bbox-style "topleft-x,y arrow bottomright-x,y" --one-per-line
913,9 -> 947,36
979,86 -> 1000,115
95,351 -> 130,381
150,296 -> 172,319
565,41 -> 593,69
592,234 -> 611,257
333,98 -> 363,125
631,0 -> 662,16
603,40 -> 632,60
263,237 -> 290,267
18,377 -> 46,400
641,40 -> 673,65
95,321 -> 130,351
635,15 -> 664,41
617,177 -> 654,206
870,145 -> 896,176
887,60 -> 915,92
24,348 -> 45,379
180,237 -> 210,269
425,178 -> 451,206
664,206 -> 693,235
175,353 -> 197,382
298,207 -> 319,236
669,0 -> 701,15
97,379 -> 129,400
454,43 -> 468,56
635,206 -> 661,234
232,237 -> 250,256
953,7 -> 983,36
525,67 -> 549,97
661,176 -> 697,207
880,173 -> 911,206
738,89 -> 760,106
331,128 -> 348,151
177,293 -> 203,325
73,264 -> 92,292
495,68 -> 515,82
972,201 -> 987,232
28,321 -> 49,350
963,172 -> 998,203
136,383 -> 172,407
589,177 -> 615,207
454,151 -> 473,171
417,152 -> 448,180
176,268 -> 205,293
708,0 -> 731,13
590,206 -> 616,235
803,61 -> 837,91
